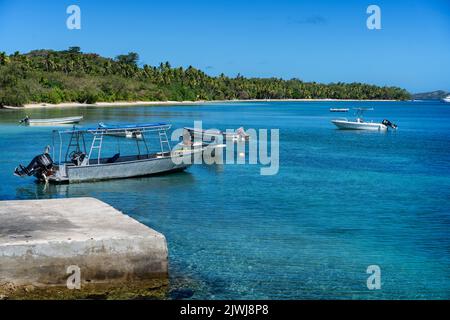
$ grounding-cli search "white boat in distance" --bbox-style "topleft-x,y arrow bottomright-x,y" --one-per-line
20,115 -> 83,126
329,108 -> 349,112
331,108 -> 397,131
442,95 -> 450,103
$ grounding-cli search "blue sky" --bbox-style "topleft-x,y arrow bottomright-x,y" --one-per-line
0,0 -> 449,93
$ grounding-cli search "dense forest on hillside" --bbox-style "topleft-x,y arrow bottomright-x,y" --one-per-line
0,48 -> 411,106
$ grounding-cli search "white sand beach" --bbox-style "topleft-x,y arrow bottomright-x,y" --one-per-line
1,98 -> 398,110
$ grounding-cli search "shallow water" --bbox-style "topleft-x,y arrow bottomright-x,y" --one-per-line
1,101 -> 449,299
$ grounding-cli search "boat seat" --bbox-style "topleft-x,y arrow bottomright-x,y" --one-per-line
106,153 -> 120,163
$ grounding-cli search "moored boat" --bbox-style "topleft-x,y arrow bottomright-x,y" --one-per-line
183,126 -> 249,142
331,108 -> 397,131
329,108 -> 349,112
13,123 -> 198,183
20,115 -> 83,126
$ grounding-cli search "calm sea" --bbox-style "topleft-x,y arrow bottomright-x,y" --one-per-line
0,100 -> 449,299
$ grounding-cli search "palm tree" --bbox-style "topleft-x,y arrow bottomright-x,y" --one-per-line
0,52 -> 10,65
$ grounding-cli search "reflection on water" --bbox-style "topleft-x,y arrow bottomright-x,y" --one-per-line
15,171 -> 197,200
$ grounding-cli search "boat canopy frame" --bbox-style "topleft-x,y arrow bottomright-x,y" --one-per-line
52,123 -> 173,165
353,107 -> 374,120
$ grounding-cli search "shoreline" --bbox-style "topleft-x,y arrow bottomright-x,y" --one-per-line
2,98 -> 400,110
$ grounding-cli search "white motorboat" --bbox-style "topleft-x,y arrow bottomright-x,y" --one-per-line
442,95 -> 450,103
329,108 -> 349,112
20,115 -> 83,126
331,108 -> 397,131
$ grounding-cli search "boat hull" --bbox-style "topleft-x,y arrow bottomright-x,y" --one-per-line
331,120 -> 388,131
49,155 -> 190,183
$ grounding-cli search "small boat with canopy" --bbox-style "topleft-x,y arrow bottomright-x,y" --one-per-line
331,108 -> 397,131
14,122 -> 197,183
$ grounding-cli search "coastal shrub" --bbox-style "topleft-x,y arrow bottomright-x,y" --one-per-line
76,90 -> 99,104
45,87 -> 65,104
0,86 -> 29,106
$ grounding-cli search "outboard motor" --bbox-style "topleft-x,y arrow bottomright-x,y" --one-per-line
382,119 -> 398,130
14,152 -> 54,179
19,116 -> 30,124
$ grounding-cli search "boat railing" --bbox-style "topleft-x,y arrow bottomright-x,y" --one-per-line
56,123 -> 172,135
52,123 -> 173,165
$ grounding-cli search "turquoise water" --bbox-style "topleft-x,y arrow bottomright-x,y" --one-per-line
1,101 -> 449,299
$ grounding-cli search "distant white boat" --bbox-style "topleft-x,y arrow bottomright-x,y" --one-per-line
442,95 -> 450,103
329,108 -> 349,112
20,115 -> 83,126
331,108 -> 397,131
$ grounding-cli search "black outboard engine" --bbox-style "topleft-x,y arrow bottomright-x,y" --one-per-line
19,116 -> 30,124
14,153 -> 54,179
382,119 -> 398,129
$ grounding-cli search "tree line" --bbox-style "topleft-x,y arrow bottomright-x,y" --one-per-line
0,48 -> 411,106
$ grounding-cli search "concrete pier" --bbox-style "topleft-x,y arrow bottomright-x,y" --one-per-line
0,197 -> 168,299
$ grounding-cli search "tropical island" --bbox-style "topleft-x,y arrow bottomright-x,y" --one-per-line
0,47 -> 411,107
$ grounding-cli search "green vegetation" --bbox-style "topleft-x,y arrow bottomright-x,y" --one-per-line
0,49 -> 411,107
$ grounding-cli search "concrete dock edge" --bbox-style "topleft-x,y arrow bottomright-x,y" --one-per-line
0,197 -> 168,299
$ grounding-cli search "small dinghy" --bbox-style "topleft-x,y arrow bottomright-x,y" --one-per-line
20,115 -> 83,126
331,108 -> 397,131
183,126 -> 250,142
171,127 -> 249,157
